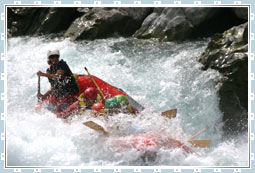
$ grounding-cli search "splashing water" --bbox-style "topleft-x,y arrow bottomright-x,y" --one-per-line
6,37 -> 248,166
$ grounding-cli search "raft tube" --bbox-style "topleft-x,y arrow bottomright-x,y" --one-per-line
110,132 -> 193,154
77,75 -> 128,99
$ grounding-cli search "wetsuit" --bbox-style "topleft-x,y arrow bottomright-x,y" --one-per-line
46,59 -> 79,97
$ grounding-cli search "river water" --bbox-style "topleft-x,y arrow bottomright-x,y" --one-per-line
6,36 -> 248,166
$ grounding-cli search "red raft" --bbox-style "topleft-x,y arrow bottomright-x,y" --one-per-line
36,75 -> 144,113
110,132 -> 193,154
77,75 -> 129,99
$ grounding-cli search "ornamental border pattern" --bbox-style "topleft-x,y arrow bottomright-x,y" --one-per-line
0,0 -> 254,173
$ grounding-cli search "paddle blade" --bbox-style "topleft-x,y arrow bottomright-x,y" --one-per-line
161,109 -> 177,119
189,140 -> 211,148
83,121 -> 109,135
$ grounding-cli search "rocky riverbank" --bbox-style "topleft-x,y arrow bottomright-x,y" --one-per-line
8,7 -> 247,40
198,22 -> 248,136
7,7 -> 248,135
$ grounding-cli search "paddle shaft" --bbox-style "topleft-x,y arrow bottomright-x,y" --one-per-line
37,76 -> 41,101
84,67 -> 105,101
188,128 -> 208,141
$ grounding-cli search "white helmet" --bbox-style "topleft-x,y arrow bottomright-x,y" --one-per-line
47,49 -> 60,58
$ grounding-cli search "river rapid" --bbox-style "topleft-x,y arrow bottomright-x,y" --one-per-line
6,36 -> 248,166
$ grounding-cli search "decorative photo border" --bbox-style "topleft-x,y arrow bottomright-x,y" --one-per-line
0,0 -> 254,172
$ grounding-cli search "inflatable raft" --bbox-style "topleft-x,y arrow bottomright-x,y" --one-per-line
36,74 -> 144,113
110,132 -> 193,154
77,75 -> 130,99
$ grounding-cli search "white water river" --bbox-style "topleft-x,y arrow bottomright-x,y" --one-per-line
6,37 -> 248,166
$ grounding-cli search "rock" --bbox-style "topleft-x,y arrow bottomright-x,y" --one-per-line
8,7 -> 248,42
197,22 -> 248,135
33,8 -> 81,35
133,8 -> 192,41
232,7 -> 248,21
134,7 -> 247,41
8,8 -> 45,36
7,7 -> 81,37
64,7 -> 153,40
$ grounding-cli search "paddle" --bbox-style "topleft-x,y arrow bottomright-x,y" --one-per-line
37,75 -> 41,101
125,95 -> 145,112
188,127 -> 208,141
35,75 -> 42,111
83,121 -> 109,135
83,121 -> 210,148
188,127 -> 210,148
161,109 -> 177,119
189,140 -> 211,148
84,67 -> 105,102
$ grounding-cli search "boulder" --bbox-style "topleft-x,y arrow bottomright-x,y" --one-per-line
33,8 -> 81,35
8,7 -> 248,42
134,7 -> 247,41
64,7 -> 153,41
8,7 -> 45,36
133,8 -> 193,41
7,7 -> 81,37
197,22 -> 248,135
231,7 -> 248,21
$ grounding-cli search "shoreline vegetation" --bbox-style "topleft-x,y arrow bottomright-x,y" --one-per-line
7,7 -> 248,136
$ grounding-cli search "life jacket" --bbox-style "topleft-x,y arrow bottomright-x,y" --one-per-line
47,60 -> 79,97
128,104 -> 134,114
121,104 -> 134,114
72,73 -> 80,91
78,93 -> 102,113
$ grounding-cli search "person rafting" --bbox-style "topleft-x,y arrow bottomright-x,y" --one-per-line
56,87 -> 102,119
103,95 -> 135,115
92,102 -> 106,115
37,49 -> 79,112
